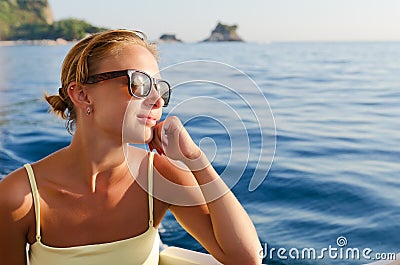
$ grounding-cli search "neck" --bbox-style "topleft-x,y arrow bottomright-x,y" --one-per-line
66,127 -> 130,193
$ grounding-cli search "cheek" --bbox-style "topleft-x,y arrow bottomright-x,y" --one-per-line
122,100 -> 152,144
93,91 -> 127,121
97,102 -> 127,129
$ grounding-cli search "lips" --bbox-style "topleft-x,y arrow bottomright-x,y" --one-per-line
137,114 -> 159,126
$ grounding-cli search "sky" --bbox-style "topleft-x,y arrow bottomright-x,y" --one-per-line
48,0 -> 400,43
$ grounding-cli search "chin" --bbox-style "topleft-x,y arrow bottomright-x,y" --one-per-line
122,120 -> 154,143
144,129 -> 154,143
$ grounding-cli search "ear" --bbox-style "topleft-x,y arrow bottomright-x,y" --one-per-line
67,82 -> 91,112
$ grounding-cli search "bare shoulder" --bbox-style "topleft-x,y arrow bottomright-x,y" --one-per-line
0,166 -> 32,217
125,146 -> 197,186
153,153 -> 199,186
0,166 -> 32,262
153,154 -> 208,207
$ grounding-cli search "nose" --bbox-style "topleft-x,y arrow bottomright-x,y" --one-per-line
145,82 -> 164,108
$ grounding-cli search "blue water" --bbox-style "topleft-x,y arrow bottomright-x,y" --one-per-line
1,42 -> 399,264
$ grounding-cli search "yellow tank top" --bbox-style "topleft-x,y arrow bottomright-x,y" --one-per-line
24,152 -> 160,265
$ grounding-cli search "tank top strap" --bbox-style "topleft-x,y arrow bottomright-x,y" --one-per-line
24,164 -> 42,242
147,152 -> 155,227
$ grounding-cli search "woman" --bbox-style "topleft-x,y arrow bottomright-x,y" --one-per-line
0,29 -> 262,265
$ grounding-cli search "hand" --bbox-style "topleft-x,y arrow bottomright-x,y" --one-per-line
148,116 -> 201,162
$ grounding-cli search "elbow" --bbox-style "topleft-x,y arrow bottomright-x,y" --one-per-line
223,256 -> 262,265
221,248 -> 263,265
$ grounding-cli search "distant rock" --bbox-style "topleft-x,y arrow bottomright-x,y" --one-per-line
0,0 -> 106,41
0,0 -> 54,40
203,22 -> 243,42
158,34 -> 182,43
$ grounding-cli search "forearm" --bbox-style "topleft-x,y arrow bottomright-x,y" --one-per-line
187,153 -> 262,264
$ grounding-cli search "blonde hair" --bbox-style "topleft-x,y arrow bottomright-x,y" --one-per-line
45,29 -> 159,133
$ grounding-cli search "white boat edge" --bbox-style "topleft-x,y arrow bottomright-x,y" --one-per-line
159,246 -> 268,265
159,247 -> 399,265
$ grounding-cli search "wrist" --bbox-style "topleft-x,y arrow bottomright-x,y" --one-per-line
182,150 -> 210,171
184,146 -> 201,160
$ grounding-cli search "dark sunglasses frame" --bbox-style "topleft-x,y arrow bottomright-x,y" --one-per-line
85,69 -> 171,107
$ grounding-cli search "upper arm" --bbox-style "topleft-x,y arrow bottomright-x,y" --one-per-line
0,169 -> 32,265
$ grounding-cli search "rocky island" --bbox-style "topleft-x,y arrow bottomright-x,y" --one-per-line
1,2 -> 244,45
0,0 -> 106,42
203,22 -> 244,42
158,34 -> 182,43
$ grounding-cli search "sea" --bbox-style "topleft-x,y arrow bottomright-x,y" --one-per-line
0,41 -> 399,265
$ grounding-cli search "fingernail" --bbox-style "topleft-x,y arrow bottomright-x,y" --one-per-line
157,148 -> 164,156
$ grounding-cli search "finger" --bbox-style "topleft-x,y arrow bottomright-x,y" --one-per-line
148,142 -> 154,152
162,116 -> 180,136
155,121 -> 164,141
155,146 -> 164,156
161,136 -> 168,152
151,124 -> 162,148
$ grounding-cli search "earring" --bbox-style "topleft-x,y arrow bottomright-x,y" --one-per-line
86,106 -> 91,116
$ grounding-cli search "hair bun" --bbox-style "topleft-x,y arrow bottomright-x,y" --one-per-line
44,94 -> 69,119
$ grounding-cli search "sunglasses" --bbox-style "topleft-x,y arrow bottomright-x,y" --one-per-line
85,69 -> 171,107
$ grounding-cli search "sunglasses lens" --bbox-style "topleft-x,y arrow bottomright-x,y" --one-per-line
130,72 -> 151,97
129,71 -> 171,106
158,81 -> 170,106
